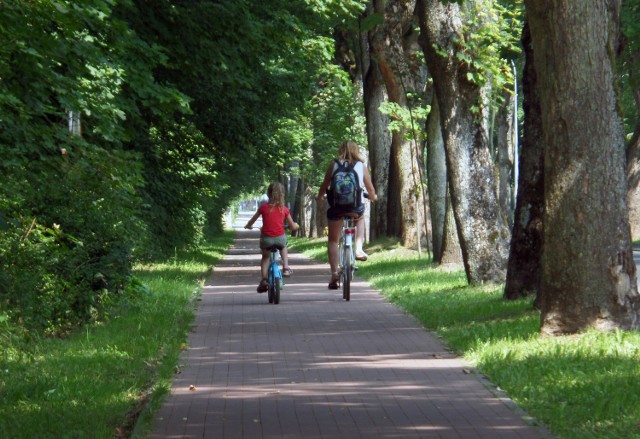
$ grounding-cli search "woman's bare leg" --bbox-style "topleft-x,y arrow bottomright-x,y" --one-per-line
328,219 -> 342,277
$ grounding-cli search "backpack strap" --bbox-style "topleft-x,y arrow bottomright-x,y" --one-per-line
333,159 -> 353,173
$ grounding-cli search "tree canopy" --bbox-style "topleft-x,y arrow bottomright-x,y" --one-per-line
0,0 -> 367,334
1,0 -> 639,335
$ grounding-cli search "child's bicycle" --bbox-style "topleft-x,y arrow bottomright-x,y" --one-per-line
266,245 -> 283,304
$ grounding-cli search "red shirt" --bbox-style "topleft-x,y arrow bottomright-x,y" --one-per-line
259,203 -> 290,237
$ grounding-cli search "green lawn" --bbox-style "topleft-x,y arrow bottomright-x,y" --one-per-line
289,236 -> 640,439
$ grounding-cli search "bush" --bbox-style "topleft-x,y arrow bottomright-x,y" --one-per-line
0,146 -> 144,335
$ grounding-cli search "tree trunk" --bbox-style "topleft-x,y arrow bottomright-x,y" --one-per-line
440,186 -> 463,266
426,95 -> 446,262
526,0 -> 639,333
416,0 -> 510,284
626,87 -> 640,240
427,94 -> 461,265
370,0 -> 428,248
496,89 -> 516,227
363,3 -> 392,240
504,20 -> 544,301
288,161 -> 300,219
364,63 -> 392,240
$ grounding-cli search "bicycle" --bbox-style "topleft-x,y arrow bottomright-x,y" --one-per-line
266,245 -> 283,304
338,214 -> 359,301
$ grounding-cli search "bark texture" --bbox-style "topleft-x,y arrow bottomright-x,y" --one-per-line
427,95 -> 462,265
426,95 -> 447,261
440,186 -> 463,265
526,0 -> 639,333
496,89 -> 516,227
417,0 -> 510,284
370,0 -> 428,248
363,3 -> 392,240
504,21 -> 544,301
626,87 -> 640,240
364,63 -> 392,239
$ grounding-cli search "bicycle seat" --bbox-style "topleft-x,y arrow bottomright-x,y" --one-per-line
267,245 -> 284,252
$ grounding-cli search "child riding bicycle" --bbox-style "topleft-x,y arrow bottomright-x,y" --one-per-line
245,182 -> 299,293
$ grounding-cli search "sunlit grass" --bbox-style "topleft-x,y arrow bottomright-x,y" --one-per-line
0,231 -> 234,439
288,236 -> 329,261
290,236 -> 640,439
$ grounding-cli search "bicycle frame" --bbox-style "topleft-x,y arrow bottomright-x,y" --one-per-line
267,247 -> 283,304
338,217 -> 357,301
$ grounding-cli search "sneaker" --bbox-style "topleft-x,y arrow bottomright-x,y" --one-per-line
283,267 -> 293,277
257,279 -> 268,293
355,251 -> 368,261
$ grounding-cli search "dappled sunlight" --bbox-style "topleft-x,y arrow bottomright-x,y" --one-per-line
211,265 -> 258,273
151,216 -> 546,439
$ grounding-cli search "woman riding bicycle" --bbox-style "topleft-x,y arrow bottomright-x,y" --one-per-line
316,140 -> 377,289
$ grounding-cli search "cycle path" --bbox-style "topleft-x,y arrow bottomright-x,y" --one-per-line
149,212 -> 551,438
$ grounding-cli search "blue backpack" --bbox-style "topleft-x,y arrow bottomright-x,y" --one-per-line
328,160 -> 362,209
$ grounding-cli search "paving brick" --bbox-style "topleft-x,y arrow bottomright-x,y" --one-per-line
149,214 -> 553,439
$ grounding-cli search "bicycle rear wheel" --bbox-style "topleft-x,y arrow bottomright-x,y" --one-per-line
268,274 -> 274,303
342,245 -> 351,301
274,277 -> 281,304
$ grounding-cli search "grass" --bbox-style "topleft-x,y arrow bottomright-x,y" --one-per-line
289,236 -> 640,439
0,231 -> 234,439
3,231 -> 638,438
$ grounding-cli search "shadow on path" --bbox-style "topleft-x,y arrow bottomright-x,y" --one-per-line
149,213 -> 552,438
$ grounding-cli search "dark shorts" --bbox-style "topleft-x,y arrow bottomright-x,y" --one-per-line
260,234 -> 287,250
327,205 -> 365,221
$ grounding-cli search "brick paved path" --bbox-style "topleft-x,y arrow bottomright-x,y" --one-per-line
149,213 -> 551,438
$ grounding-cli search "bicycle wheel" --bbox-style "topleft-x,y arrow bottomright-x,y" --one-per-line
274,277 -> 281,304
268,275 -> 274,304
342,245 -> 351,301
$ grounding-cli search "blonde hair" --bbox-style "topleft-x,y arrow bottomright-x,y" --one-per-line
338,140 -> 364,164
267,182 -> 285,212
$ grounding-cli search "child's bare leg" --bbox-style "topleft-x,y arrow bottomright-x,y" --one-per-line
280,247 -> 289,268
260,250 -> 270,279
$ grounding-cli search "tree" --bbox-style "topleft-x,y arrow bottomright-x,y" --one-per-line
0,0 -> 183,332
525,0 -> 640,333
361,5 -> 392,240
494,87 -> 517,227
416,0 -> 511,284
426,96 -> 462,265
622,0 -> 640,239
504,20 -> 544,302
370,0 -> 429,249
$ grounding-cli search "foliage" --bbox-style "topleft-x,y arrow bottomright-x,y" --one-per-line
434,0 -> 523,114
379,101 -> 431,142
0,0 -> 171,334
306,63 -> 367,190
134,121 -> 217,258
116,0 -> 365,241
1,0 -> 365,335
1,145 -> 143,335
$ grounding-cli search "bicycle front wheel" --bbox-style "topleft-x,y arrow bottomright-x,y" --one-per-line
342,245 -> 351,301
